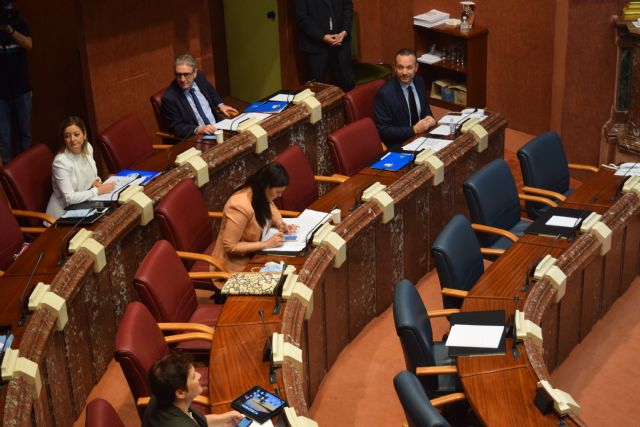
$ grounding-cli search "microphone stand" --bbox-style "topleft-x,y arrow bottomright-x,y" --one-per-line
17,251 -> 45,327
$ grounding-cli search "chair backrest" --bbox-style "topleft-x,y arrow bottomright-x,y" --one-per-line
343,79 -> 385,124
517,131 -> 570,219
393,279 -> 438,392
155,179 -> 214,269
150,87 -> 170,133
328,117 -> 384,176
96,114 -> 155,173
0,197 -> 24,271
115,302 -> 170,403
85,399 -> 125,427
462,159 -> 521,247
432,215 -> 484,309
134,240 -> 198,323
0,143 -> 53,221
393,371 -> 451,427
274,146 -> 319,212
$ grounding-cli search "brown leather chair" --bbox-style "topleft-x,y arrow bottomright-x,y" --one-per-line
149,88 -> 179,144
328,117 -> 385,176
274,145 -> 347,213
134,240 -> 224,351
85,399 -> 124,427
0,143 -> 55,226
155,179 -> 227,283
115,302 -> 212,416
343,79 -> 385,124
96,114 -> 170,173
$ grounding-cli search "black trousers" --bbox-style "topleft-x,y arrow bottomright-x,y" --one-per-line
305,42 -> 355,92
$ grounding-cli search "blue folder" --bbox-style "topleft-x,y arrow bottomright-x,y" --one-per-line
116,169 -> 160,185
244,101 -> 288,114
370,152 -> 413,171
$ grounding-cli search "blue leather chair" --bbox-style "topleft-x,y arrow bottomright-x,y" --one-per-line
432,215 -> 485,309
463,159 -> 556,253
517,131 -> 598,219
394,371 -> 466,427
393,279 -> 460,398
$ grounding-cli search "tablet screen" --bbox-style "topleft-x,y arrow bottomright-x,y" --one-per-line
231,385 -> 287,423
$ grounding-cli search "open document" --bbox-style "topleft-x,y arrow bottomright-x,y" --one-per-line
216,113 -> 270,131
89,174 -> 145,202
262,209 -> 331,254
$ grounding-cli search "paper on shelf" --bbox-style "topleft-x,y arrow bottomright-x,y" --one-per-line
445,324 -> 504,348
546,215 -> 581,228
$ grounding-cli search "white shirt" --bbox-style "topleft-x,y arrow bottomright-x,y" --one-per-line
46,143 -> 100,219
183,82 -> 216,126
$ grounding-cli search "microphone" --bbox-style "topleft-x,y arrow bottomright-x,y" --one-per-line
17,251 -> 45,327
511,295 -> 520,358
272,263 -> 288,315
521,234 -> 562,292
408,136 -> 429,170
57,207 -> 95,266
258,309 -> 278,384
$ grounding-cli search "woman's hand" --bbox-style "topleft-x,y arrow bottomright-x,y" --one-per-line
264,232 -> 284,248
280,223 -> 298,234
95,182 -> 115,195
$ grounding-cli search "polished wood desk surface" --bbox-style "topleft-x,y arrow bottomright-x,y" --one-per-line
457,168 -> 626,426
1,226 -> 71,277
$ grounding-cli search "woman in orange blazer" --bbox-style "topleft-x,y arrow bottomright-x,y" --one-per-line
213,162 -> 295,273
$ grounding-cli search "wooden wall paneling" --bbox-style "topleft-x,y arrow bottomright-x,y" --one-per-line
346,224 -> 377,339
621,217 -> 640,293
555,272 -> 582,366
601,228 -> 624,314
304,277 -> 325,405
278,0 -> 304,88
210,0 -> 230,95
42,332 -> 74,426
323,265 -> 349,372
374,212 -> 404,315
427,170 -> 455,270
580,257 -> 603,340
540,289 -> 559,372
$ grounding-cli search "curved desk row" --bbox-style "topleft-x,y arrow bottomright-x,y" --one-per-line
1,83 -> 345,426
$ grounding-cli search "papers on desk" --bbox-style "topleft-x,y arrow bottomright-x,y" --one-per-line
403,137 -> 453,153
438,110 -> 487,126
269,93 -> 294,103
90,174 -> 144,202
262,209 -> 331,254
216,113 -> 270,131
430,124 -> 452,136
60,208 -> 96,219
545,215 -> 581,228
446,324 -> 504,349
614,162 -> 640,176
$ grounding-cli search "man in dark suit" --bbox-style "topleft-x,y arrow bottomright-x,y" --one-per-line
161,54 -> 238,139
374,48 -> 435,149
294,0 -> 355,91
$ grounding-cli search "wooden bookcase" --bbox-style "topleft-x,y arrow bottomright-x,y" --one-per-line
414,24 -> 487,111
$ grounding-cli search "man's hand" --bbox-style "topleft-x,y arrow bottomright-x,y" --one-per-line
413,115 -> 436,135
219,104 -> 239,118
323,33 -> 342,46
196,124 -> 218,135
334,31 -> 347,45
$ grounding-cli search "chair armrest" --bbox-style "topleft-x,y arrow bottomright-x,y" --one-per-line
188,271 -> 231,281
136,397 -> 151,407
315,174 -> 348,184
480,247 -> 505,256
208,211 -> 223,219
12,209 -> 56,225
427,308 -> 460,318
279,209 -> 300,218
155,131 -> 182,142
441,288 -> 468,298
0,270 -> 4,277
20,227 -> 47,234
568,163 -> 598,173
522,186 -> 566,202
471,223 -> 518,243
416,365 -> 458,376
430,392 -> 466,408
158,322 -> 214,335
518,193 -> 558,207
164,332 -> 213,344
152,144 -> 172,150
176,250 -> 227,273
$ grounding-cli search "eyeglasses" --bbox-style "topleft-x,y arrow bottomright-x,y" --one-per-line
174,70 -> 195,79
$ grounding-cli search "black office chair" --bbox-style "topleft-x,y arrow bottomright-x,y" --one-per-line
393,279 -> 460,398
462,158 -> 556,253
394,371 -> 466,427
432,215 -> 488,310
517,131 -> 598,219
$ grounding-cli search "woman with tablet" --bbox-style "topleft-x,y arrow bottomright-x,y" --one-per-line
212,162 -> 296,273
45,116 -> 114,219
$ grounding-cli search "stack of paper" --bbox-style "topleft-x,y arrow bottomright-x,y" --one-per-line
414,9 -> 450,28
403,137 -> 453,153
417,53 -> 442,64
216,112 -> 270,131
614,162 -> 640,176
262,209 -> 331,254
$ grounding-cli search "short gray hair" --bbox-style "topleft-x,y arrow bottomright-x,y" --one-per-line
174,54 -> 197,70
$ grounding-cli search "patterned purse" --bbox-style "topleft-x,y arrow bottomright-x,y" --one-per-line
221,272 -> 283,295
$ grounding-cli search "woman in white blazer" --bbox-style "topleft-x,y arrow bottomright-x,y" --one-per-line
46,116 -> 114,219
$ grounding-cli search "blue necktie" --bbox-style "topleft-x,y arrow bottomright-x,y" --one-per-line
189,88 -> 211,125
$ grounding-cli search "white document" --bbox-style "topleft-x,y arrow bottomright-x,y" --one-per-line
546,215 -> 580,228
429,124 -> 451,136
60,208 -> 95,218
262,209 -> 331,253
215,113 -> 270,131
446,324 -> 504,349
90,174 -> 144,202
438,111 -> 487,126
403,137 -> 452,153
614,162 -> 640,176
269,94 -> 294,103
417,53 -> 442,65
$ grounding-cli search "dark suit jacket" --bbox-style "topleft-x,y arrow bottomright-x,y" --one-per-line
161,70 -> 224,139
142,396 -> 207,427
373,75 -> 432,148
294,0 -> 353,53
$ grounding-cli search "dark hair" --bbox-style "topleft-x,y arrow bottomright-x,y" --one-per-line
58,116 -> 89,154
148,353 -> 193,408
241,162 -> 289,227
394,48 -> 417,62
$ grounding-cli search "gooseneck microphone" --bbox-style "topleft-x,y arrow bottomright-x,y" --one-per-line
17,251 -> 45,327
258,309 -> 278,384
272,263 -> 288,315
521,234 -> 562,292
